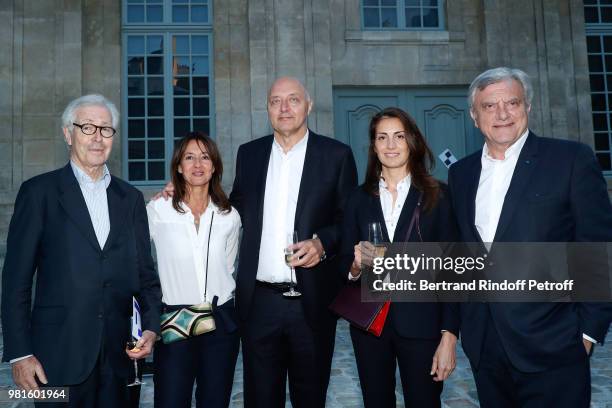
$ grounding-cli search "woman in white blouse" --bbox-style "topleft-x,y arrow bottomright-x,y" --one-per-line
147,132 -> 241,408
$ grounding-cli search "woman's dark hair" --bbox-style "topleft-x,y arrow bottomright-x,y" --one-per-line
364,107 -> 440,211
170,131 -> 231,214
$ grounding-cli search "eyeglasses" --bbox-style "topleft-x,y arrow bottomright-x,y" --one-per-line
72,123 -> 116,138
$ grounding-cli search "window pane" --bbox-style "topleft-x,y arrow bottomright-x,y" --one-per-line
127,36 -> 145,54
173,0 -> 188,3
192,77 -> 209,95
423,0 -> 438,5
174,57 -> 190,75
174,98 -> 191,116
193,118 -> 210,134
147,77 -> 163,95
405,7 -> 422,27
148,162 -> 165,180
147,36 -> 163,54
604,36 -> 612,53
128,0 -> 144,3
405,0 -> 419,5
191,5 -> 208,22
128,57 -> 145,75
192,36 -> 209,54
587,36 -> 601,53
174,77 -> 190,94
584,0 -> 596,4
129,162 -> 146,181
381,0 -> 396,5
423,8 -> 439,27
193,97 -> 209,116
148,119 -> 164,138
602,7 -> 612,23
148,98 -> 164,116
127,5 -> 145,23
128,119 -> 145,138
173,5 -> 189,22
128,77 -> 144,95
381,8 -> 397,27
363,8 -> 380,27
593,113 -> 608,130
129,141 -> 145,159
148,140 -> 165,159
174,119 -> 191,137
147,57 -> 163,75
585,7 -> 599,24
191,56 -> 209,75
364,0 -> 379,6
128,98 -> 145,117
589,55 -> 604,72
592,93 -> 606,111
590,74 -> 605,92
596,153 -> 612,170
595,133 -> 611,150
147,5 -> 163,22
174,36 -> 189,54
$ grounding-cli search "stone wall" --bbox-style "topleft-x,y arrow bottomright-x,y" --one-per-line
0,0 -> 607,259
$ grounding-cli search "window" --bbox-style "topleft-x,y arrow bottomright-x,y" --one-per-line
123,1 -> 213,184
362,0 -> 444,30
585,1 -> 612,172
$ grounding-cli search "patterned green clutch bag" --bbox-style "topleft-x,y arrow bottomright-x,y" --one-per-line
160,302 -> 216,344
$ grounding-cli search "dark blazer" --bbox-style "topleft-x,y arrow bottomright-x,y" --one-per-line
448,132 -> 612,372
1,164 -> 161,385
339,183 -> 460,338
229,131 -> 358,328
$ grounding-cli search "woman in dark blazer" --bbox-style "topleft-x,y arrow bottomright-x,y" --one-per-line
340,107 -> 459,408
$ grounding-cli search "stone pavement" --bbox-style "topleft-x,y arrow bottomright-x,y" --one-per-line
0,320 -> 610,407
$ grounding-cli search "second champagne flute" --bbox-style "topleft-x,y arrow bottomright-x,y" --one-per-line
284,231 -> 302,297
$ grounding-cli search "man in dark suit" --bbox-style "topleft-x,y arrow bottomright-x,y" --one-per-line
1,94 -> 161,407
448,67 -> 612,407
229,77 -> 357,407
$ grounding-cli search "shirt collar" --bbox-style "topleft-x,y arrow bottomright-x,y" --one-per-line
272,129 -> 309,155
482,128 -> 529,163
70,160 -> 111,188
379,174 -> 411,191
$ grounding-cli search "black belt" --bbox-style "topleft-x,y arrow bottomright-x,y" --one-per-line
256,280 -> 294,293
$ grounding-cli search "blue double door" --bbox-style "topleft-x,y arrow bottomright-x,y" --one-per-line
333,87 -> 482,183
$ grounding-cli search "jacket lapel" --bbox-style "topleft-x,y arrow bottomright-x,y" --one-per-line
57,164 -> 102,252
370,193 -> 390,242
393,185 -> 421,242
256,136 -> 274,234
493,132 -> 539,241
103,178 -> 128,252
294,131 -> 320,231
465,154 -> 483,242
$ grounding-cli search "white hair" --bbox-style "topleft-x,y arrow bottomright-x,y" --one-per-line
61,94 -> 119,130
468,67 -> 533,110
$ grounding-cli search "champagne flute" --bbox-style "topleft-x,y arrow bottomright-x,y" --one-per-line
126,338 -> 145,387
368,222 -> 386,258
283,231 -> 302,297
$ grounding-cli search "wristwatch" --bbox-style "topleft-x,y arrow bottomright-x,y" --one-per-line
312,233 -> 327,262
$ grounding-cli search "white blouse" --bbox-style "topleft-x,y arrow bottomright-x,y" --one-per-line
146,198 -> 241,307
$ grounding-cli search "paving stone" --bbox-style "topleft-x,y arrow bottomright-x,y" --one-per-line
0,321 -> 610,407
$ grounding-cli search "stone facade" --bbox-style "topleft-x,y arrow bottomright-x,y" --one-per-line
0,0 -> 608,258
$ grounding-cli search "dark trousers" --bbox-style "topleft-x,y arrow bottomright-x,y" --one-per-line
241,284 -> 336,408
154,303 -> 240,408
37,345 -> 130,408
350,323 -> 442,408
472,313 -> 591,408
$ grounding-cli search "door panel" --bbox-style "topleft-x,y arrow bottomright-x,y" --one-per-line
333,87 -> 481,183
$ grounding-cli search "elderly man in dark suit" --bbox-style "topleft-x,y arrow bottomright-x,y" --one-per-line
448,67 -> 612,407
230,77 -> 357,407
1,94 -> 161,407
